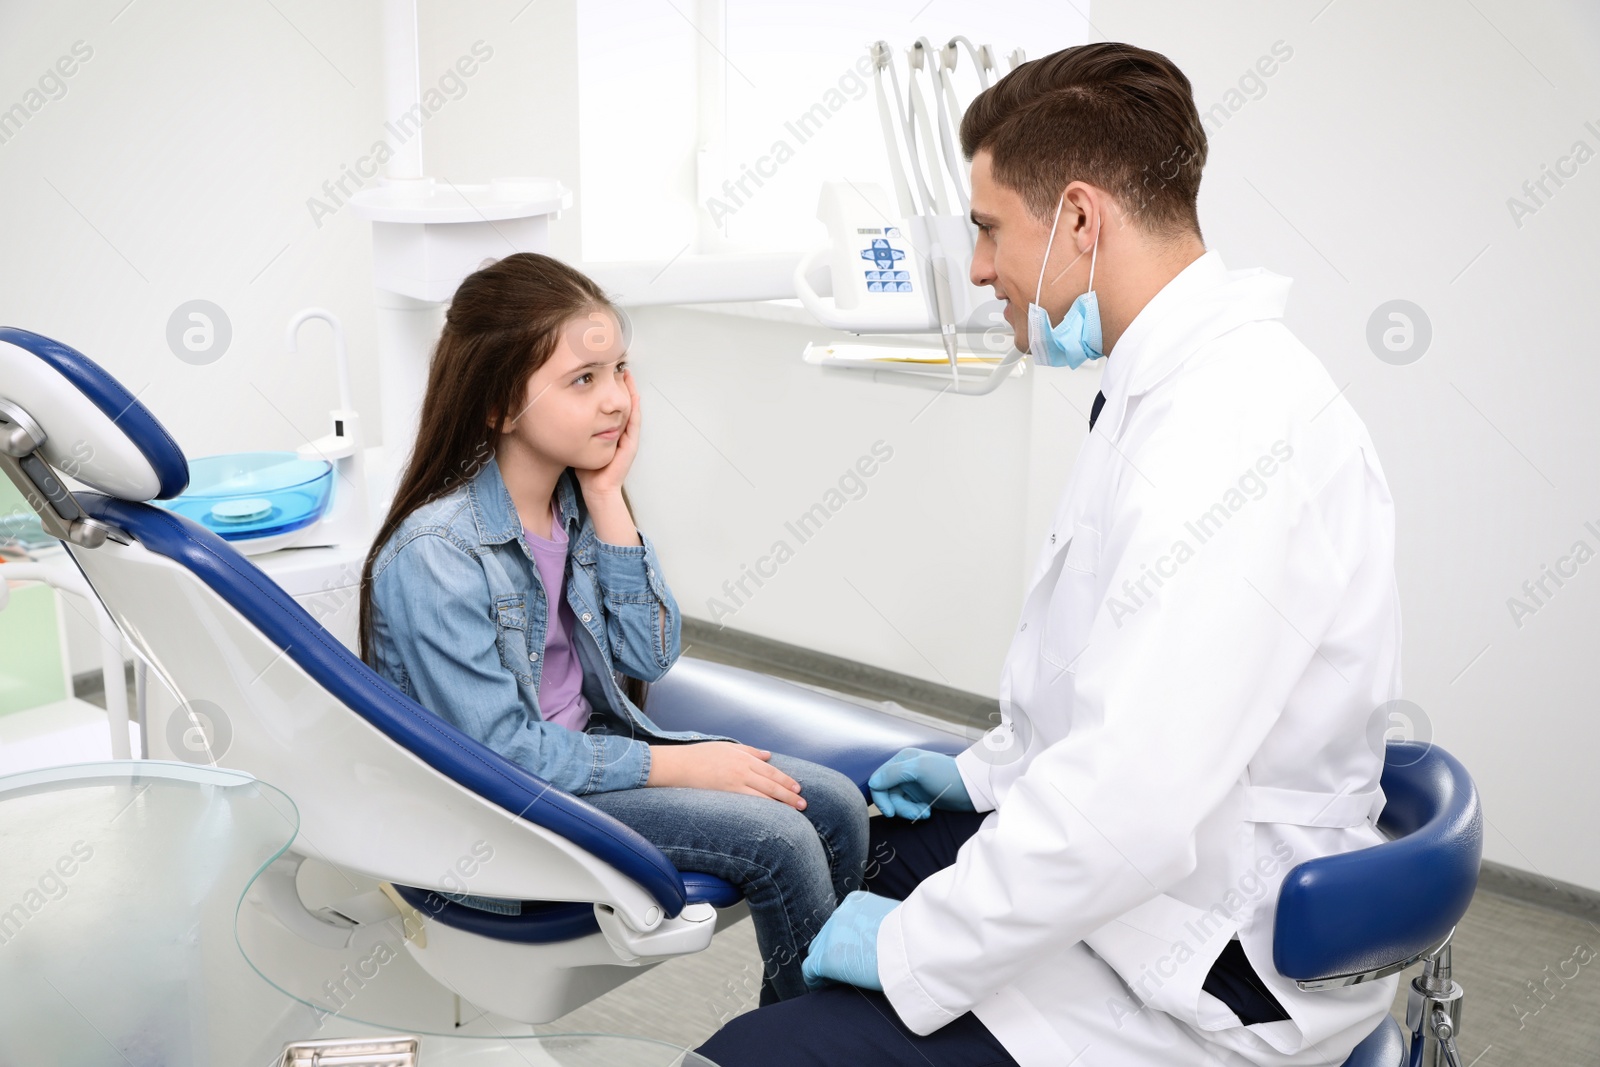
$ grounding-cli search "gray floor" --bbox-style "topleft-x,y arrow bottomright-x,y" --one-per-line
524,878 -> 1600,1064
79,657 -> 1600,1064
528,913 -> 765,1051
514,881 -> 1600,1063
1386,891 -> 1600,1066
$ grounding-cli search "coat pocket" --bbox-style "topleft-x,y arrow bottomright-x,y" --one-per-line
1039,522 -> 1101,674
492,594 -> 534,684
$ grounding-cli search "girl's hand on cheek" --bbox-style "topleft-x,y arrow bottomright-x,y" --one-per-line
576,369 -> 641,501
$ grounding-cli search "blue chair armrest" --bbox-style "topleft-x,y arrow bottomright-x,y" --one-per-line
1274,742 -> 1482,984
391,885 -> 602,944
642,657 -> 970,797
391,871 -> 743,945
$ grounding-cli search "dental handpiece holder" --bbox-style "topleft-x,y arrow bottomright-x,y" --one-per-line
793,181 -> 991,335
794,181 -> 1023,395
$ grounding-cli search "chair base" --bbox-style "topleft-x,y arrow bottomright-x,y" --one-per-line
384,883 -> 736,1022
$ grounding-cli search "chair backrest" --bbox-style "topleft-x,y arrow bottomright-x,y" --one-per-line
1,327 -> 693,923
1273,741 -> 1482,983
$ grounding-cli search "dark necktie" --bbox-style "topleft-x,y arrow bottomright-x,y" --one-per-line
1089,390 -> 1106,431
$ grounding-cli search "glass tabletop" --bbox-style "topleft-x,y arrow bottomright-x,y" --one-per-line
0,761 -> 720,1066
274,1031 -> 719,1065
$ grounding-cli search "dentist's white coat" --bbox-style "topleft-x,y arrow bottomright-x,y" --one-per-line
877,251 -> 1402,1067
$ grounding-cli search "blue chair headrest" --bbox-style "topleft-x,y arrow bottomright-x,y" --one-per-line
1273,741 -> 1482,983
0,327 -> 189,500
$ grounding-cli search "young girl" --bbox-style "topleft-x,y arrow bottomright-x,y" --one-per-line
359,252 -> 867,1003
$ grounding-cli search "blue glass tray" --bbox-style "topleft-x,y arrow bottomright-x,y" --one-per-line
157,451 -> 333,541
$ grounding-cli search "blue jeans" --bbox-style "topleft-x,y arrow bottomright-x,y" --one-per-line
585,752 -> 869,1004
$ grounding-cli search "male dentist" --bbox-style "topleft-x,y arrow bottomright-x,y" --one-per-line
699,42 -> 1401,1067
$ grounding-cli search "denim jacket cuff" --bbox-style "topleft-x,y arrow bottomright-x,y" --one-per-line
593,530 -> 668,601
585,732 -> 653,793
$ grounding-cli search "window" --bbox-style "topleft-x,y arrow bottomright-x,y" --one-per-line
577,0 -> 1086,260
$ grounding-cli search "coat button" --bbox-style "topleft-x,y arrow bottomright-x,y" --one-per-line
1020,623 -> 1028,631
1050,533 -> 1056,544
529,651 -> 539,661
581,612 -> 593,623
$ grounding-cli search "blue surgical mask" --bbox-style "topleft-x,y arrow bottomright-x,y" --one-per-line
1026,194 -> 1104,369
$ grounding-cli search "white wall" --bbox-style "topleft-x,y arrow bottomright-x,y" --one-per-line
0,0 -> 584,463
623,303 -> 1055,698
5,1 -> 1597,892
2,0 -> 587,706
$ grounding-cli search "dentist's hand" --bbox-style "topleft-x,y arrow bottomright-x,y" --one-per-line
868,747 -> 974,820
801,890 -> 898,991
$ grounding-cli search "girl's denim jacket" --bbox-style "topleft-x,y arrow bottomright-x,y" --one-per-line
367,454 -> 730,800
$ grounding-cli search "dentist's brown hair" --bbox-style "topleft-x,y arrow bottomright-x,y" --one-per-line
960,42 -> 1208,242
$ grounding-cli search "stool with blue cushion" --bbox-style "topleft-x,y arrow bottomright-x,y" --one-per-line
1277,741 -> 1482,1067
0,325 -> 968,1025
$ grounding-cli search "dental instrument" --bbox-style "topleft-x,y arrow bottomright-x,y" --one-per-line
792,37 -> 1030,394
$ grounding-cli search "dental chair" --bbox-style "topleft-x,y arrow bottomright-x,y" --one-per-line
0,326 -> 968,1024
1,325 -> 1484,1058
1277,740 -> 1482,1067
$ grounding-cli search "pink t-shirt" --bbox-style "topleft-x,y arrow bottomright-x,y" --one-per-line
523,504 -> 592,732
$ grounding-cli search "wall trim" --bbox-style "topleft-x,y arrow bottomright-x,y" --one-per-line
680,617 -> 995,731
1476,858 -> 1600,924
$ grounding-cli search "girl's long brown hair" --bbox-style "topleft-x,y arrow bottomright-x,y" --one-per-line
357,253 -> 643,712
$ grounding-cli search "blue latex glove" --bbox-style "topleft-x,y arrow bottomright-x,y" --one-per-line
801,890 -> 899,991
867,747 -> 974,820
